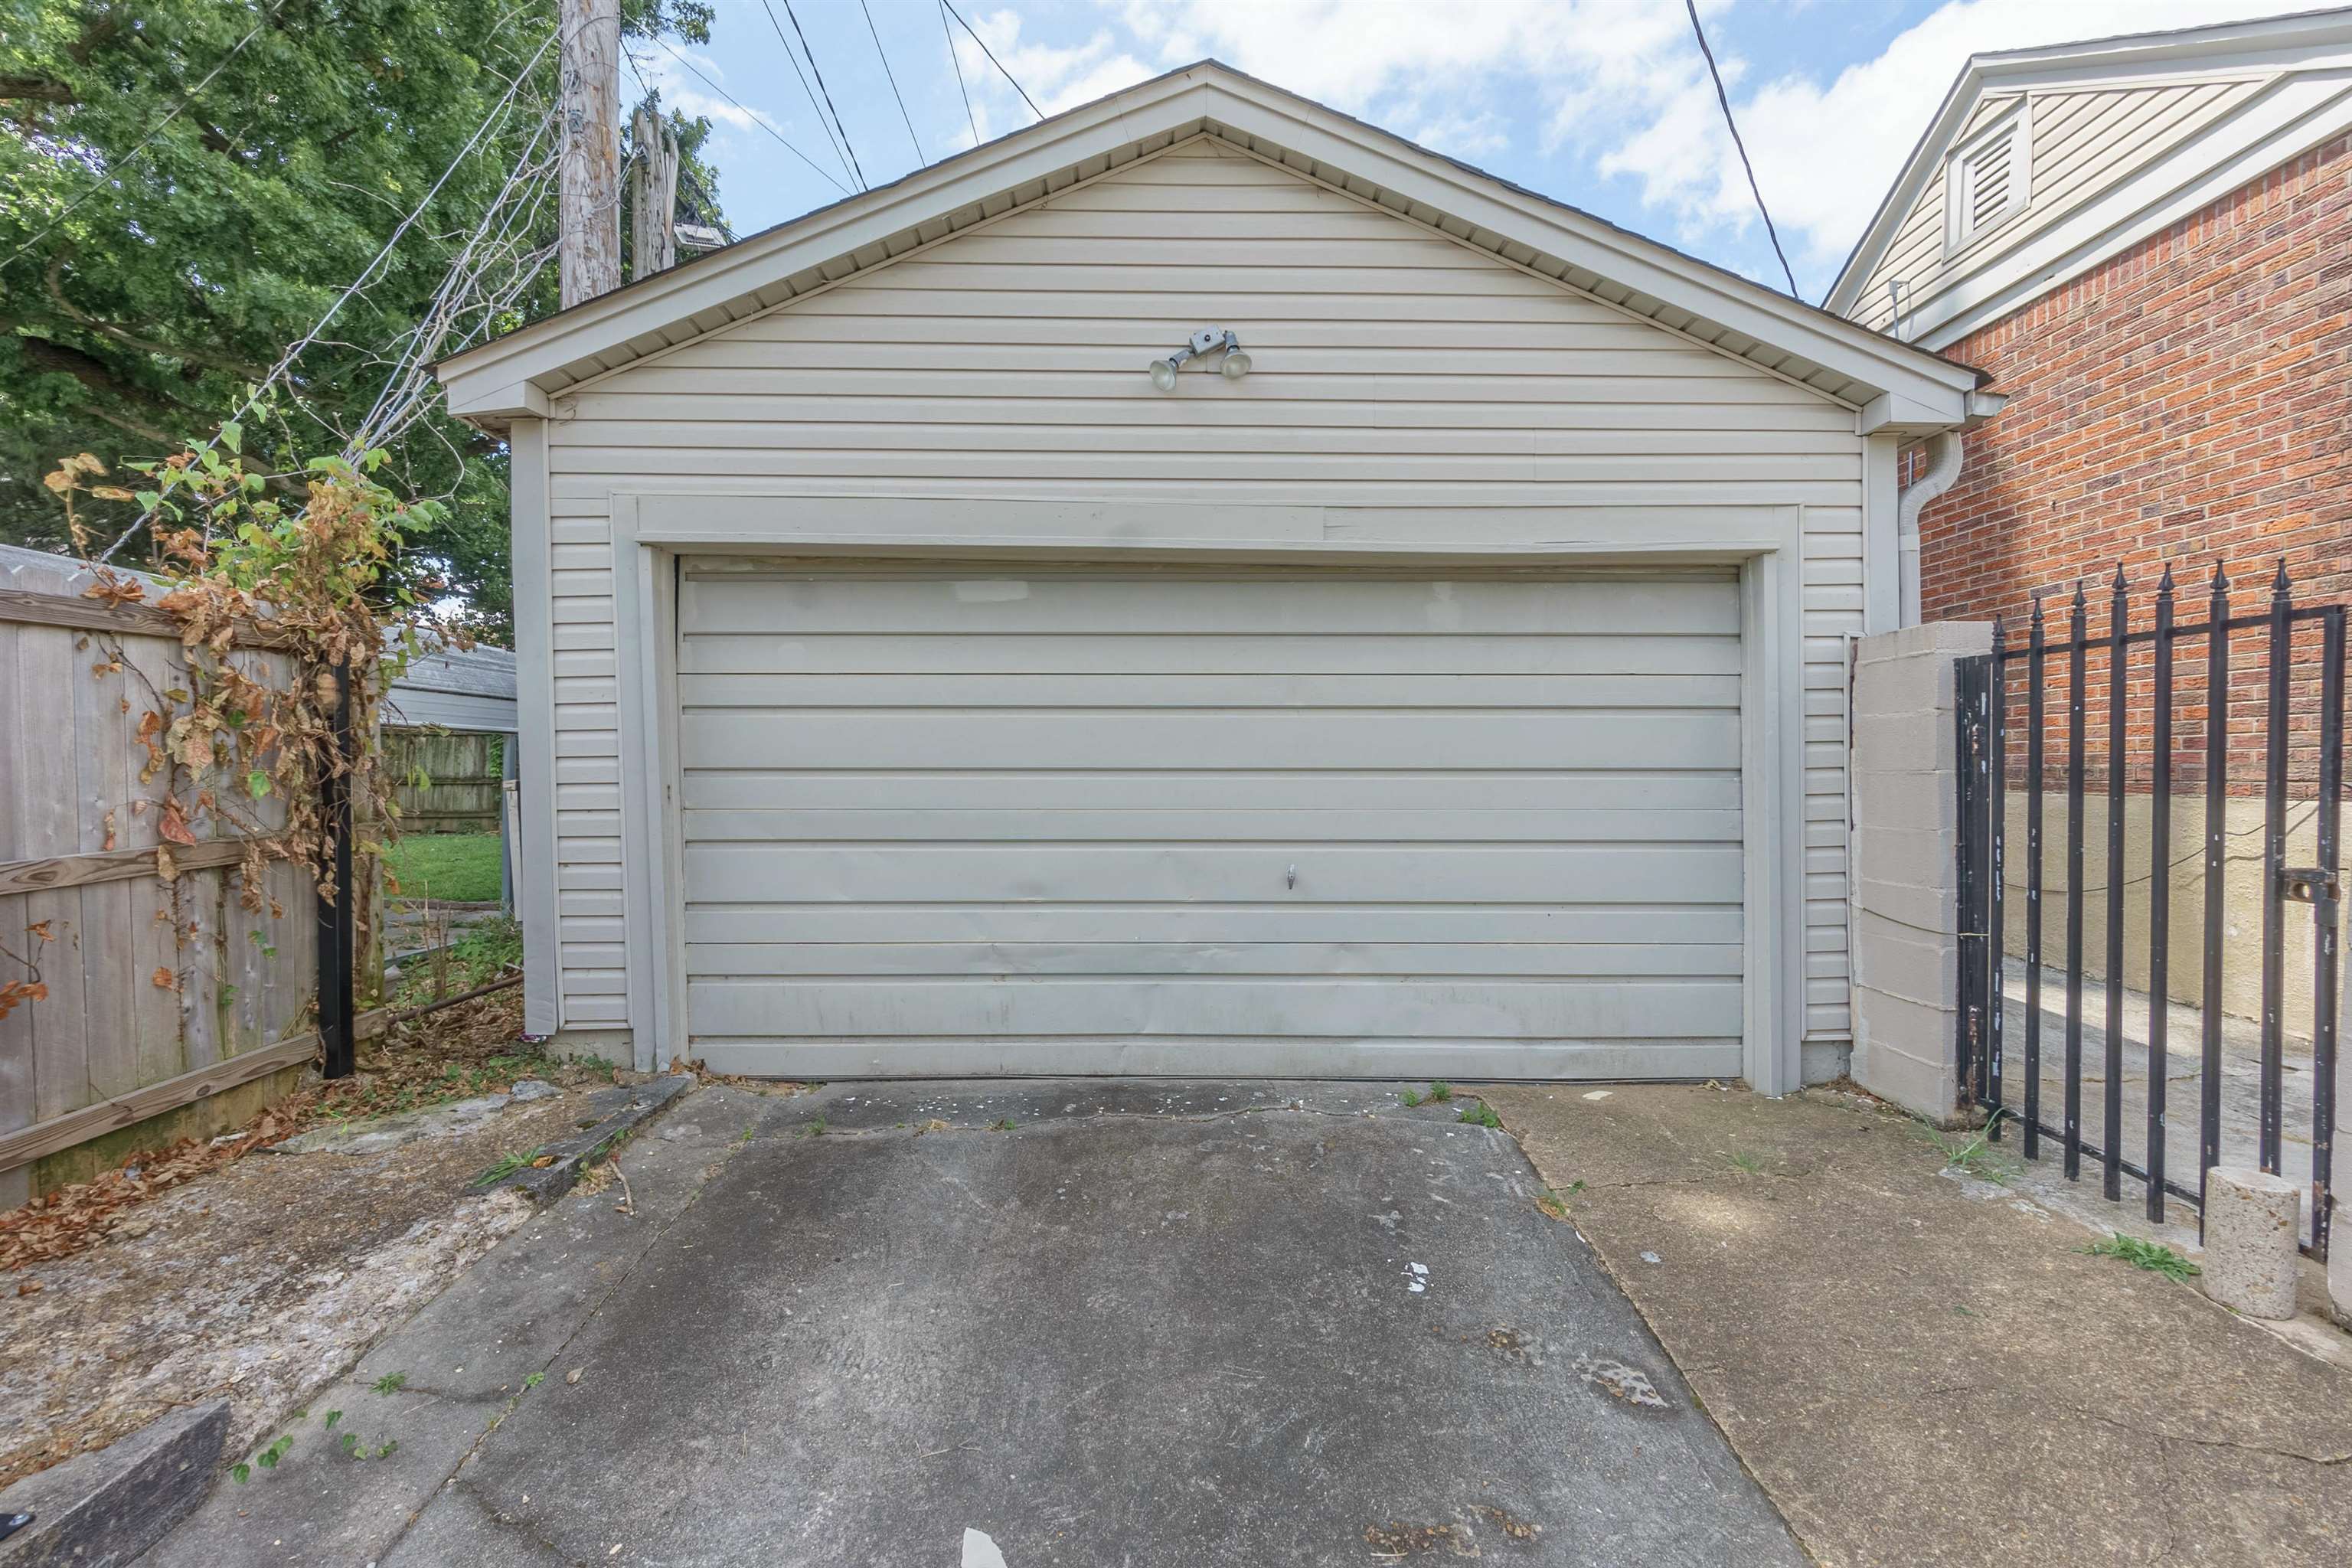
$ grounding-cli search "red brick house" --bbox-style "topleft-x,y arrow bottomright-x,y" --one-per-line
1827,8 -> 2352,627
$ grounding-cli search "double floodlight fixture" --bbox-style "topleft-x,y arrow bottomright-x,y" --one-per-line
1149,327 -> 1252,390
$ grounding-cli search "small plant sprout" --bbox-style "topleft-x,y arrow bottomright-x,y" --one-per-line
372,1372 -> 407,1395
1921,1112 -> 2017,1185
524,1371 -> 544,1390
375,1440 -> 398,1459
323,1410 -> 341,1430
1536,1188 -> 1572,1220
472,1150 -> 534,1187
230,1462 -> 251,1484
1428,1082 -> 1454,1103
1726,1150 -> 1765,1174
802,1116 -> 827,1139
340,1432 -> 360,1455
989,1118 -> 1016,1132
256,1433 -> 294,1471
1457,1101 -> 1501,1130
1400,1089 -> 1421,1108
2079,1233 -> 2201,1285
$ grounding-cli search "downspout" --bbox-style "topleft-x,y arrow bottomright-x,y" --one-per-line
1894,430 -> 1963,626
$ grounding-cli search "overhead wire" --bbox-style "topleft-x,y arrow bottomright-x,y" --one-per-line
939,0 -> 980,146
1681,0 -> 1799,298
940,0 -> 1041,122
645,33 -> 850,196
779,0 -> 867,190
4,3 -> 280,271
756,0 -> 858,190
859,0 -> 927,168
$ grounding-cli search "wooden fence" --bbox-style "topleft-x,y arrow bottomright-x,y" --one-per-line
0,547 -> 320,1205
386,730 -> 503,834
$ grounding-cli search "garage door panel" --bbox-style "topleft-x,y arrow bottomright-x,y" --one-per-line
681,632 -> 1743,678
681,709 -> 1740,772
678,672 -> 1742,710
684,940 -> 1744,978
681,905 -> 1745,946
681,771 -> 1743,812
678,807 -> 1743,843
682,573 -> 1740,638
685,977 -> 1744,1040
676,568 -> 1744,1076
682,843 -> 1743,905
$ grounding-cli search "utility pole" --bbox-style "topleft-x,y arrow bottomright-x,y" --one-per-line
559,0 -> 622,306
629,103 -> 680,282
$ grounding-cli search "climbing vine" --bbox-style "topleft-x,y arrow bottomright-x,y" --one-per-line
43,434 -> 457,912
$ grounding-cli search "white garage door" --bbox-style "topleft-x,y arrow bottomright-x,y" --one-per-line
675,566 -> 1744,1079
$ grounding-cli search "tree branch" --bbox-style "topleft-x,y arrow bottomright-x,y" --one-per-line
0,76 -> 74,103
45,249 -> 273,380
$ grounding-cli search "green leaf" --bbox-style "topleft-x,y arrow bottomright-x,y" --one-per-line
247,770 -> 271,799
136,491 -> 160,510
220,420 -> 242,455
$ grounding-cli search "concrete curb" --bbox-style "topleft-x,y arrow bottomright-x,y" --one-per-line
0,1400 -> 228,1566
474,1074 -> 692,1205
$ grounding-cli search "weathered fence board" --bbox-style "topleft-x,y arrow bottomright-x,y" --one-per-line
387,729 -> 503,833
0,547 -> 321,1204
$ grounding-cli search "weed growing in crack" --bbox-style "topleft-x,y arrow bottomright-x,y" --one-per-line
372,1372 -> 407,1395
1400,1089 -> 1421,1107
802,1117 -> 828,1139
1457,1101 -> 1501,1129
1427,1081 -> 1454,1103
1920,1113 -> 2016,1185
2079,1233 -> 2200,1284
472,1149 -> 537,1187
989,1119 -> 1016,1132
524,1371 -> 544,1390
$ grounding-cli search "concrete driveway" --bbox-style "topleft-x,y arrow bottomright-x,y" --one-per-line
155,1081 -> 1799,1566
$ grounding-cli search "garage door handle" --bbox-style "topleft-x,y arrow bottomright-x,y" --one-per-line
1286,864 -> 1297,890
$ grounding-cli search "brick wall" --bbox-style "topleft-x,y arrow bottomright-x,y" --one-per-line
1917,132 -> 2352,789
1920,132 -> 2352,629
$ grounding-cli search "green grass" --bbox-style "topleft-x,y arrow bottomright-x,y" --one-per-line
1919,1114 -> 2017,1185
2079,1233 -> 2201,1284
386,831 -> 502,903
1457,1101 -> 1501,1129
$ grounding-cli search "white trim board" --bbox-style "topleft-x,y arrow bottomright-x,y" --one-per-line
1829,8 -> 2352,333
603,490 -> 1811,1093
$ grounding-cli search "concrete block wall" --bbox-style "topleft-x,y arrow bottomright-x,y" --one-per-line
1849,621 -> 1994,1119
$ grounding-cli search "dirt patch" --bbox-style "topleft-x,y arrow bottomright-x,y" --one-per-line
0,988 -> 625,1488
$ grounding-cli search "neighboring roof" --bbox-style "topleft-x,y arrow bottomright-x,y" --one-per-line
1827,6 -> 2352,340
384,643 -> 517,734
439,60 -> 1991,437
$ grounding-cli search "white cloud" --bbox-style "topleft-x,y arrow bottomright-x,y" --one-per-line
950,10 -> 1156,148
1619,0 -> 2301,283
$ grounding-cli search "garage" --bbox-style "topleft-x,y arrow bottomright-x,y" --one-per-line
435,62 -> 1993,1090
673,564 -> 1744,1079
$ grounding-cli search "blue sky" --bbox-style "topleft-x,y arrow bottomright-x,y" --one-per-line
627,0 -> 2303,303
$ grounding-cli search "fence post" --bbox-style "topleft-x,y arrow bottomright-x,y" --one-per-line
317,661 -> 357,1080
1849,619 -> 1995,1121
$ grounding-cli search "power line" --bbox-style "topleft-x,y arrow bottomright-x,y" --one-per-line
941,0 -> 1040,122
756,0 -> 857,191
779,0 -> 867,191
939,0 -> 979,146
1681,0 -> 1798,299
96,27 -> 560,562
645,34 -> 850,196
4,4 -> 279,272
859,0 -> 926,168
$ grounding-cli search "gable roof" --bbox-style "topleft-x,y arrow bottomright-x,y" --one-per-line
439,60 -> 1990,436
1826,6 -> 2352,338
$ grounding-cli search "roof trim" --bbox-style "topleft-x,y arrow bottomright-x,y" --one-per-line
1827,5 -> 2352,315
442,60 -> 1982,433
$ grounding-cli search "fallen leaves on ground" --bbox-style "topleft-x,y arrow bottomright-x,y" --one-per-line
0,983 -> 580,1273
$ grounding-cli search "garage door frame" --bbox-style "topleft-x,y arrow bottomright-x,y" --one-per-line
604,491 -> 1808,1093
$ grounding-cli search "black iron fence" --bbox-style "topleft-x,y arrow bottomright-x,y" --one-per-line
1954,561 -> 2340,1259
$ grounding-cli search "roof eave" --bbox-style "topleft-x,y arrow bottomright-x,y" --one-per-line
443,62 -> 1984,433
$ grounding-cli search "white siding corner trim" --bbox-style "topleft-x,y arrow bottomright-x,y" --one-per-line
596,493 -> 1814,1093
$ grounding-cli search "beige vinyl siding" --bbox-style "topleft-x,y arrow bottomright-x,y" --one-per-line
1851,77 -> 2270,332
541,135 -> 1867,1043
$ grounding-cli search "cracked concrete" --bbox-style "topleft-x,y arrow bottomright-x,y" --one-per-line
1481,1082 -> 2352,1568
157,1078 -> 1800,1566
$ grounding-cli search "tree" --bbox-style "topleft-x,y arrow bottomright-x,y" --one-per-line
0,0 -> 722,641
